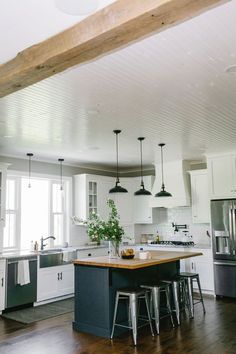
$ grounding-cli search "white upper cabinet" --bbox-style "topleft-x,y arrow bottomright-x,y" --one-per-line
207,154 -> 236,199
189,170 -> 210,224
74,174 -> 113,221
133,176 -> 158,224
109,178 -> 134,224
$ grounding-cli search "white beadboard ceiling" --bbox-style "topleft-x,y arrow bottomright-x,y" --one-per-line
0,0 -> 236,171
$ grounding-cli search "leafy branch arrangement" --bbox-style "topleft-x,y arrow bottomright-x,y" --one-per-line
85,199 -> 124,243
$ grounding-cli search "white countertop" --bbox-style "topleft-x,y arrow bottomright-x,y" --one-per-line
0,244 -> 109,259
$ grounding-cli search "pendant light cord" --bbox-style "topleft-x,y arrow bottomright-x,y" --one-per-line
140,139 -> 144,187
161,145 -> 164,187
27,153 -> 33,188
115,131 -> 120,185
60,161 -> 63,190
29,156 -> 31,187
58,158 -> 64,191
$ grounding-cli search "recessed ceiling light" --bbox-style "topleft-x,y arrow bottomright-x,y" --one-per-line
225,65 -> 236,74
54,0 -> 99,16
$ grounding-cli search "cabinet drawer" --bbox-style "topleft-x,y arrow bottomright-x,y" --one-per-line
77,248 -> 108,259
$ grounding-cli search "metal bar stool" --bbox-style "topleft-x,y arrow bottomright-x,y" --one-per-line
110,287 -> 154,346
141,282 -> 175,334
162,276 -> 190,325
179,272 -> 206,318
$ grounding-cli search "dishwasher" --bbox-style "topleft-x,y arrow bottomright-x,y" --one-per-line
6,255 -> 37,309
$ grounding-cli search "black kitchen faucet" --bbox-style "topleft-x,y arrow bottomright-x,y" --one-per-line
172,222 -> 188,232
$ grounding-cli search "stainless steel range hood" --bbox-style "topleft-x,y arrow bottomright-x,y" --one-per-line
150,160 -> 191,208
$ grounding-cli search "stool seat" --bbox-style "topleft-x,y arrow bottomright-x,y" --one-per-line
111,287 -> 154,346
180,272 -> 199,278
117,287 -> 147,295
141,282 -> 169,290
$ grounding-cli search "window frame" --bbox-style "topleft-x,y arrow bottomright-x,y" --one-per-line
4,176 -> 21,250
4,170 -> 72,251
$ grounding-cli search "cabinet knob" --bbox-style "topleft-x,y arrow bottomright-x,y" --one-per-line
88,253 -> 92,257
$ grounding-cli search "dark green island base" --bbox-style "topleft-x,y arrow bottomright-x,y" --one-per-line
72,261 -> 179,338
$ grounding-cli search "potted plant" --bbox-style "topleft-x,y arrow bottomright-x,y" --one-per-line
103,199 -> 124,257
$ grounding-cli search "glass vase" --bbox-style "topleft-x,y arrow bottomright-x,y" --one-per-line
109,240 -> 120,259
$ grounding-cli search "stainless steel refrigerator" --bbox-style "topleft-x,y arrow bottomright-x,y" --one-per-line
211,199 -> 236,298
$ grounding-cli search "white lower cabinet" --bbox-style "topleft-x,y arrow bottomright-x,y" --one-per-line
185,248 -> 214,294
0,259 -> 6,311
37,264 -> 74,302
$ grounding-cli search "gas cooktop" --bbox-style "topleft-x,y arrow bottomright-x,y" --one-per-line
150,240 -> 195,247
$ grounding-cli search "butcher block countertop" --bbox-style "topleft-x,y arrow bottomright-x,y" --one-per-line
73,250 -> 202,270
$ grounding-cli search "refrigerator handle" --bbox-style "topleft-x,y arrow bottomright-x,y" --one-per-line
233,207 -> 236,242
229,208 -> 233,239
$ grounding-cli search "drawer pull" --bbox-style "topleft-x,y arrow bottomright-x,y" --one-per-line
88,253 -> 92,257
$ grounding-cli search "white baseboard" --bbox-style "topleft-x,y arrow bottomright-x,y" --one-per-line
34,293 -> 74,307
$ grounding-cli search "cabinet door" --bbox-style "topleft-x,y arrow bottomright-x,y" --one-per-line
186,249 -> 214,293
97,179 -> 114,220
208,156 -> 235,199
58,265 -> 74,297
190,171 -> 210,223
110,179 -> 134,224
37,268 -> 58,302
133,176 -> 158,224
74,174 -> 114,221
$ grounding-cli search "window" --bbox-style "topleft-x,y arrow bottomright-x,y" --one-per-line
4,177 -> 19,249
4,174 -> 70,250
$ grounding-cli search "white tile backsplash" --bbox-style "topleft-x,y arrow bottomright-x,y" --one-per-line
70,207 -> 211,247
135,207 -> 211,246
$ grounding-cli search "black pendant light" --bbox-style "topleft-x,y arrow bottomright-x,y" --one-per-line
58,158 -> 64,191
155,143 -> 172,197
134,137 -> 152,196
109,130 -> 128,193
26,153 -> 33,188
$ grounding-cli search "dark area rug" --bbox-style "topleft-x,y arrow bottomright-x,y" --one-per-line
1,298 -> 74,324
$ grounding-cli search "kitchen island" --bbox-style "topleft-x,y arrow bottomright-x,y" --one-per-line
73,250 -> 202,338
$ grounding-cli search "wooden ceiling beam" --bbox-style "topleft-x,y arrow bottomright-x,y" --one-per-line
0,0 -> 229,97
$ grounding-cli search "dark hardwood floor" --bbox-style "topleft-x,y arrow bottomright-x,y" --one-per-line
0,296 -> 235,354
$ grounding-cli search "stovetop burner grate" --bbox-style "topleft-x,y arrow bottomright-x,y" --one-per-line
150,240 -> 195,247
